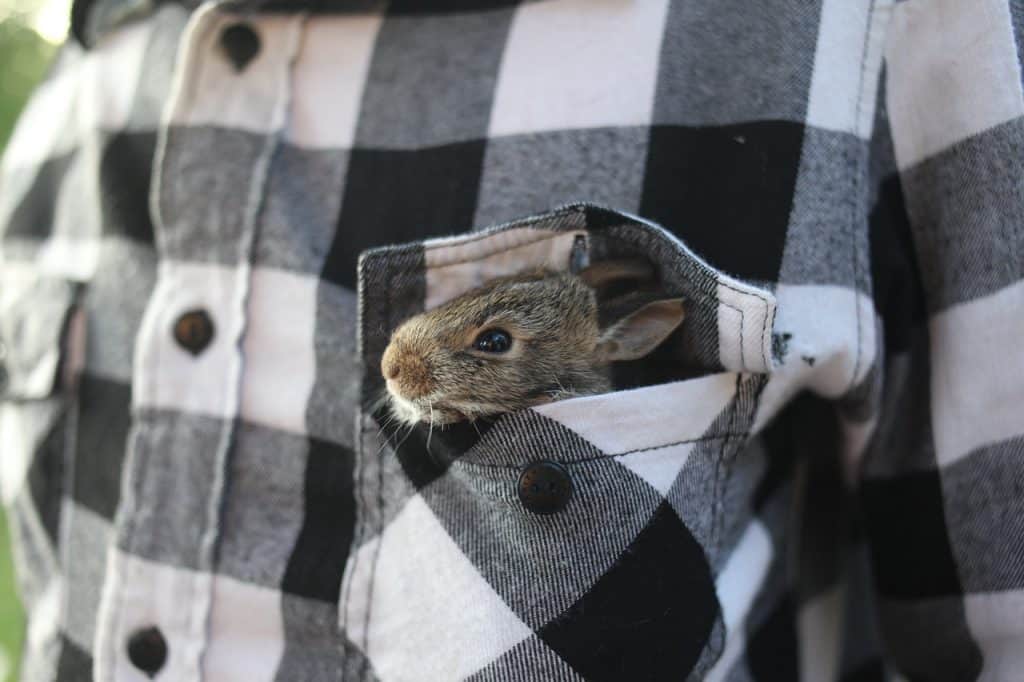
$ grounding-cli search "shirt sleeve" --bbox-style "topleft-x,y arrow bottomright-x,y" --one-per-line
859,1 -> 1024,679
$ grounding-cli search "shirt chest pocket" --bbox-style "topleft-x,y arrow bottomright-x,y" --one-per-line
0,270 -> 84,572
340,204 -> 776,682
0,272 -> 82,402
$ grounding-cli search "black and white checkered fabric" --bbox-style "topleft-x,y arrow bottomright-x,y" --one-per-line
1,1 -> 1023,680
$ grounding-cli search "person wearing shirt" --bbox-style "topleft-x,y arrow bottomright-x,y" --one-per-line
1,0 -> 1022,679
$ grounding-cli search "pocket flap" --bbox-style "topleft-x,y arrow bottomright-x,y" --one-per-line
0,270 -> 80,400
358,203 -> 777,383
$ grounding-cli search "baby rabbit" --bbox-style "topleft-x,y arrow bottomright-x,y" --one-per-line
380,261 -> 686,426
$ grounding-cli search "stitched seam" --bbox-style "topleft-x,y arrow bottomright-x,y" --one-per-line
750,289 -> 771,372
713,277 -> 772,308
714,282 -> 774,372
711,375 -> 743,558
339,416 -> 367,653
721,375 -> 752,556
456,433 -> 743,470
193,15 -> 309,677
763,293 -> 777,369
847,0 -> 876,394
716,374 -> 770,567
731,376 -> 768,537
703,284 -> 773,372
741,296 -> 749,368
363,416 -> 384,677
113,0 -> 223,667
346,419 -> 369,672
338,428 -> 362,634
360,254 -> 396,677
712,293 -> 748,371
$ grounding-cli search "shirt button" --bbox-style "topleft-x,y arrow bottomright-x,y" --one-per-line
517,461 -> 573,515
219,22 -> 261,72
126,626 -> 167,676
173,309 -> 215,356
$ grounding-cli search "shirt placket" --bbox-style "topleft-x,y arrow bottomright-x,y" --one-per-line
92,5 -> 305,680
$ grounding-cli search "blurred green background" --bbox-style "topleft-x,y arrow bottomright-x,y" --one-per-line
1,0 -> 68,677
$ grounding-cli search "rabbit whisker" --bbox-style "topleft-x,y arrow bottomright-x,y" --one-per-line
378,406 -> 397,429
375,432 -> 393,457
426,402 -> 436,452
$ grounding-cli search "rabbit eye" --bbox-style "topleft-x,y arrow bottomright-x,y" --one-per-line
473,329 -> 512,353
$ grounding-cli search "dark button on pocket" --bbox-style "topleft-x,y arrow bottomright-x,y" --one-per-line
173,309 -> 215,355
126,626 -> 167,676
219,22 -> 261,72
517,461 -> 573,515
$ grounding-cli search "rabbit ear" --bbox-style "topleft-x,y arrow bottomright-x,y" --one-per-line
594,298 -> 686,362
578,259 -> 654,291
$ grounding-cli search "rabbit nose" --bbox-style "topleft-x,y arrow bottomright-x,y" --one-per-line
381,344 -> 433,399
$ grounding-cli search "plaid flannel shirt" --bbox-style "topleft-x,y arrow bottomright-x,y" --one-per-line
1,0 -> 1023,679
